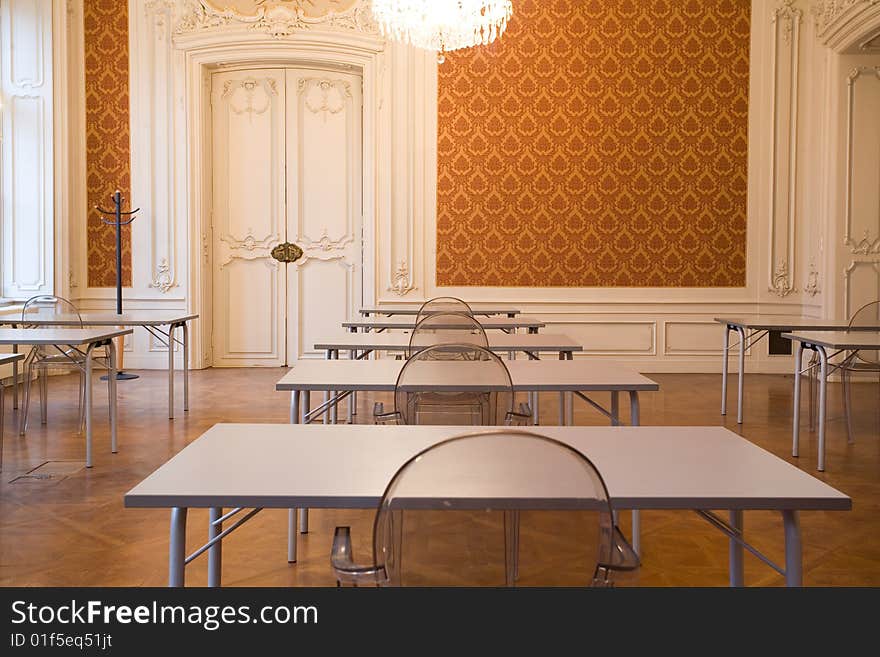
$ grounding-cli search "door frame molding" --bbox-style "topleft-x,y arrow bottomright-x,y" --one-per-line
178,32 -> 386,368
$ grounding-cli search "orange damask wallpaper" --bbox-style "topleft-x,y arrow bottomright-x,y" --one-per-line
84,0 -> 132,287
436,0 -> 750,287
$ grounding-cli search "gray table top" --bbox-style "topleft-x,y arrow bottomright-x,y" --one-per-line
715,315 -> 880,331
360,306 -> 521,317
0,328 -> 133,345
343,316 -> 545,330
781,330 -> 880,350
0,352 -> 25,364
124,424 -> 851,511
315,333 -> 583,353
275,359 -> 659,392
0,312 -> 198,327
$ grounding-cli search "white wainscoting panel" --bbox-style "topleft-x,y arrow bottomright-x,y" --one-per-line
664,321 -> 729,356
1,0 -> 53,298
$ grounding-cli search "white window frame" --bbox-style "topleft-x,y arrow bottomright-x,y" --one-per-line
0,0 -> 54,303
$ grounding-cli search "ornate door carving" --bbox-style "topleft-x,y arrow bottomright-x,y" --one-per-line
211,67 -> 362,365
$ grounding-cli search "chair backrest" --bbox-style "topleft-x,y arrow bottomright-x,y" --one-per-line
408,312 -> 489,358
394,344 -> 515,426
21,295 -> 83,327
415,297 -> 473,326
848,300 -> 880,365
370,430 -> 639,586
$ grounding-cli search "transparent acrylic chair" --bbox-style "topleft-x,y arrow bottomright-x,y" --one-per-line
414,297 -> 474,326
841,300 -> 880,443
331,430 -> 640,587
375,344 -> 530,426
19,295 -> 89,435
407,311 -> 489,358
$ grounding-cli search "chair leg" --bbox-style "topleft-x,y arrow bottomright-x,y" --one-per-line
39,368 -> 48,425
19,362 -> 34,436
843,370 -> 855,444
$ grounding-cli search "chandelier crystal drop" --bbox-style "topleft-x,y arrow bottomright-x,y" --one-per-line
371,0 -> 513,62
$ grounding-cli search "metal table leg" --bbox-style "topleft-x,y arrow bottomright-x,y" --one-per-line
721,325 -> 729,415
299,391 -> 310,535
629,391 -> 641,556
349,349 -> 356,423
0,385 -> 4,472
324,349 -> 332,425
85,347 -> 94,468
169,507 -> 188,587
558,351 -> 565,425
208,507 -> 223,587
792,340 -> 803,458
816,345 -> 829,472
168,324 -> 176,420
288,390 -> 300,563
182,322 -> 189,412
728,510 -> 744,587
39,368 -> 47,424
108,340 -> 118,454
736,326 -> 746,424
12,328 -> 18,409
331,349 -> 339,424
782,510 -> 802,587
610,391 -> 619,426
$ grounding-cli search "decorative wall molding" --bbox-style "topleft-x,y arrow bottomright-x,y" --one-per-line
141,3 -> 391,366
548,320 -> 656,356
167,0 -> 377,39
861,31 -> 880,50
843,66 -> 880,255
149,258 -> 176,292
388,259 -> 414,296
216,229 -> 278,267
222,76 -> 278,116
843,259 -> 880,317
804,259 -> 822,295
299,77 -> 352,118
295,228 -> 353,264
812,0 -> 880,50
771,259 -> 796,297
129,1 -> 184,304
768,1 -> 802,297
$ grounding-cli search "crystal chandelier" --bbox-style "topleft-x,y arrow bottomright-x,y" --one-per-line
371,0 -> 513,63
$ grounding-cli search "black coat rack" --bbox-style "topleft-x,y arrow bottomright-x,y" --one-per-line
95,190 -> 139,381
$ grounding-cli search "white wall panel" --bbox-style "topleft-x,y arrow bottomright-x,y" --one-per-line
1,0 -> 53,298
295,260 -> 352,359
664,321 -> 729,356
546,321 -> 656,356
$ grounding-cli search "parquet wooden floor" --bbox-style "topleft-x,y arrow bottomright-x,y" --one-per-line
1,367 -> 878,587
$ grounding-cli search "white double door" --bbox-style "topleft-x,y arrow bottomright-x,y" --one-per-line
211,67 -> 363,366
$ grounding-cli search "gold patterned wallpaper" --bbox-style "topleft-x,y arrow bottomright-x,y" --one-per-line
436,0 -> 751,287
84,0 -> 132,287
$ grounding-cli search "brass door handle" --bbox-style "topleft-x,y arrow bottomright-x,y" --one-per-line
270,242 -> 304,263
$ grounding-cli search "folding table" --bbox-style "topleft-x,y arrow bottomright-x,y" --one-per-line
343,316 -> 545,333
0,352 -> 25,471
784,330 -> 880,471
360,306 -> 521,318
276,358 -> 660,555
0,313 -> 197,418
714,316 -> 879,424
0,328 -> 132,467
124,423 -> 851,588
